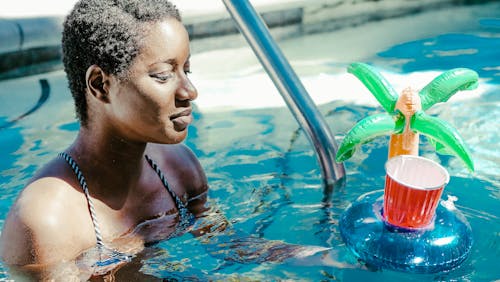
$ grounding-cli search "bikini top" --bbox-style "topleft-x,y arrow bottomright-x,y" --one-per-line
58,152 -> 196,276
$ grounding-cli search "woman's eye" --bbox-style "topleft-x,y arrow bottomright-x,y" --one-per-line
184,69 -> 192,75
151,73 -> 174,82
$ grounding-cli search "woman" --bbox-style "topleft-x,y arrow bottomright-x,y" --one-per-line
1,0 -> 209,279
0,0 -> 352,280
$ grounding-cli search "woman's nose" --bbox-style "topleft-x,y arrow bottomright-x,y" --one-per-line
176,75 -> 198,102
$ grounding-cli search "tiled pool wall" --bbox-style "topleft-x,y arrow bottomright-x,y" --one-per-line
0,0 -> 494,79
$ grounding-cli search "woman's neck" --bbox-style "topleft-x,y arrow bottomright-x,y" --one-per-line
66,126 -> 149,203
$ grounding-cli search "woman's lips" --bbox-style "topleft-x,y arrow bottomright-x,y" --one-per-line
170,109 -> 193,131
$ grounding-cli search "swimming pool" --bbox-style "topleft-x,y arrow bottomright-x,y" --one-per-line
0,2 -> 499,281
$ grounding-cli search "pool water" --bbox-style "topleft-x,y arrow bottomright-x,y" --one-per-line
0,2 -> 499,281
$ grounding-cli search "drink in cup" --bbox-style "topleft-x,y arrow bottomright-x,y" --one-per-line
383,155 -> 450,229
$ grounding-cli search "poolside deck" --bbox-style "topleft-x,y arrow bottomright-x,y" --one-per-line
0,0 -> 492,79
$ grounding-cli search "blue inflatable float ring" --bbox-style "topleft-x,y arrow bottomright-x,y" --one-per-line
339,190 -> 473,273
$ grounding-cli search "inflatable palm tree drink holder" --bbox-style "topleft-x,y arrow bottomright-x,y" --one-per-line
337,63 -> 477,273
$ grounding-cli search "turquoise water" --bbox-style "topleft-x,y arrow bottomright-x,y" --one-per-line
0,3 -> 499,281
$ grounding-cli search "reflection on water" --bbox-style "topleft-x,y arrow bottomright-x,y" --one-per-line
376,32 -> 500,84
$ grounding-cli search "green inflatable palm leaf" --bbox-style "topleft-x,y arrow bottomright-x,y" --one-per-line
411,110 -> 474,171
336,112 -> 405,162
348,63 -> 399,112
419,68 -> 479,111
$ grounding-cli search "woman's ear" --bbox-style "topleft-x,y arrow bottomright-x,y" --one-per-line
85,65 -> 111,103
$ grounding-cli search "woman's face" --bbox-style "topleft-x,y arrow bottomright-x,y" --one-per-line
106,18 -> 197,144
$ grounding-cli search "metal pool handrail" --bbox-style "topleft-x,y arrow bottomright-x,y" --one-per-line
222,0 -> 345,188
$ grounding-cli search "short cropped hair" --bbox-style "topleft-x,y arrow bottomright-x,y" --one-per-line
62,0 -> 182,125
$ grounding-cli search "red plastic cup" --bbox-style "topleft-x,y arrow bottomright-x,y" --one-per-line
383,155 -> 450,229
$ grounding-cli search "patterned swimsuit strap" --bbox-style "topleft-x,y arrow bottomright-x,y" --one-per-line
144,155 -> 195,231
59,152 -> 104,247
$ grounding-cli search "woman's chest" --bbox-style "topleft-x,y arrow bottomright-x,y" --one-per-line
99,190 -> 182,240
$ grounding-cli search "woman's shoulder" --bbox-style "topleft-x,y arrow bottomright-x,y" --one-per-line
19,157 -> 82,216
146,143 -> 208,198
11,176 -> 80,235
147,143 -> 202,172
0,157 -> 94,265
23,156 -> 83,200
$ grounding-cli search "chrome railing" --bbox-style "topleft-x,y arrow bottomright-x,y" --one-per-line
222,0 -> 345,188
